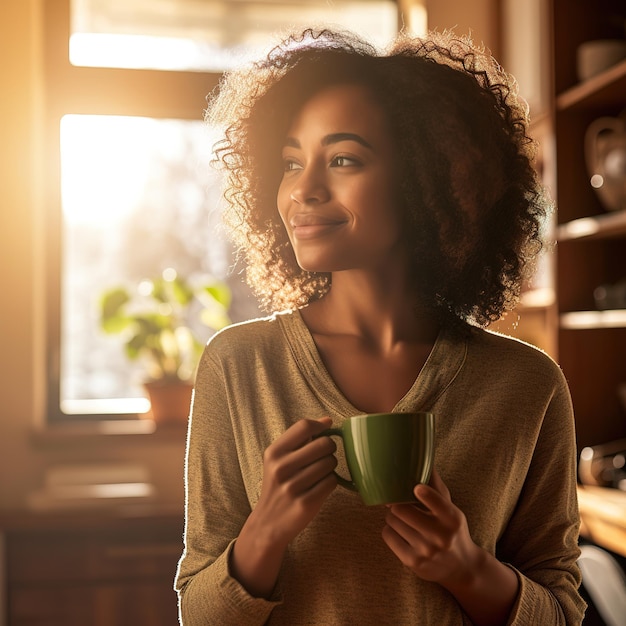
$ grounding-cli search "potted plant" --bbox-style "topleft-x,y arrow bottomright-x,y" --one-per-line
99,268 -> 231,423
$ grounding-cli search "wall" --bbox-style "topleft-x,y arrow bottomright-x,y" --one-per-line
0,0 -> 187,512
0,0 -> 497,512
427,0 -> 500,56
1,0 -> 50,509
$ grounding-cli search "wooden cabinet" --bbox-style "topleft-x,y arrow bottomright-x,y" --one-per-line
549,0 -> 626,451
1,509 -> 183,626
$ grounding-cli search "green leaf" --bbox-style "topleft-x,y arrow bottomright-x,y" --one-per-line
101,315 -> 134,334
201,283 -> 232,309
170,276 -> 194,306
124,334 -> 143,360
100,287 -> 130,322
136,314 -> 171,333
99,271 -> 232,382
151,279 -> 167,304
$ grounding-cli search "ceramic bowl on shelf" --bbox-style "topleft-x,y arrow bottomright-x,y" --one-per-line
576,39 -> 626,82
585,110 -> 626,212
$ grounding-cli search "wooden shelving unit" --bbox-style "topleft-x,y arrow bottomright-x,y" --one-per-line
550,0 -> 626,451
561,310 -> 626,330
557,210 -> 626,241
556,57 -> 626,111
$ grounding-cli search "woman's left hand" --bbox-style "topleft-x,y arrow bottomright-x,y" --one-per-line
383,468 -> 520,625
382,468 -> 482,589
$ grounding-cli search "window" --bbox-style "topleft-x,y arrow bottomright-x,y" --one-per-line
46,0 -> 413,422
59,115 -> 234,415
70,0 -> 401,72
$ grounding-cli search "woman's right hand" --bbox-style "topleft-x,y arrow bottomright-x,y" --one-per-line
256,416 -> 338,544
230,417 -> 338,597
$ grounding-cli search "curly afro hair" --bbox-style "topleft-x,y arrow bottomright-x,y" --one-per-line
207,28 -> 551,327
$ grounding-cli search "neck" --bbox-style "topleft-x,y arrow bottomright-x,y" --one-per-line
302,267 -> 440,350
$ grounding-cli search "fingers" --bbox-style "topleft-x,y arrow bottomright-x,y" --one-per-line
383,468 -> 483,587
270,416 -> 333,455
411,469 -> 452,519
382,519 -> 428,571
262,417 -> 337,500
255,418 -> 338,547
265,423 -> 336,484
426,468 -> 451,499
386,470 -> 461,548
386,502 -> 440,547
298,465 -> 338,505
283,449 -> 338,497
384,506 -> 424,546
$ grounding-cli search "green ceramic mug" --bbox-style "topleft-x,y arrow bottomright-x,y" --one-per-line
320,412 -> 435,506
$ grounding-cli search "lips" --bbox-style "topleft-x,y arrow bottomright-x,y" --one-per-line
289,213 -> 348,240
290,213 -> 345,228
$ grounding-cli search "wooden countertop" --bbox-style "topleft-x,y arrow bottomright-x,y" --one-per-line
3,487 -> 623,555
577,485 -> 626,557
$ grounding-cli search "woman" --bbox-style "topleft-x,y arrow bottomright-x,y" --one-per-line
175,29 -> 586,625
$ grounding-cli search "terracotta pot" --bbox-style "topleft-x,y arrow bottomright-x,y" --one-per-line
143,380 -> 193,424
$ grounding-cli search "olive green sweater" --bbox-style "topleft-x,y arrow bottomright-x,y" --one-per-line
175,310 -> 585,625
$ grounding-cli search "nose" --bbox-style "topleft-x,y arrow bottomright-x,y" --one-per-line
289,166 -> 330,205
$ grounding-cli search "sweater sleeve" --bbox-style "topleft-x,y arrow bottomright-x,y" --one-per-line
497,370 -> 586,625
174,344 -> 282,625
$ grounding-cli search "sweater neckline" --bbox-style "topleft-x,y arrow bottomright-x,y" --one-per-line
276,309 -> 467,417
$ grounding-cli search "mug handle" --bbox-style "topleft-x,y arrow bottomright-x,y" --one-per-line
317,428 -> 358,492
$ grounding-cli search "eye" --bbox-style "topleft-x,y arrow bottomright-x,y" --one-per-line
330,155 -> 359,167
282,158 -> 302,172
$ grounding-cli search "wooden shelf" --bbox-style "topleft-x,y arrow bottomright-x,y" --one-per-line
556,210 -> 626,241
556,58 -> 626,112
549,1 -> 626,449
561,310 -> 626,329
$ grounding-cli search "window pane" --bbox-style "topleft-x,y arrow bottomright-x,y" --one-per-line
59,115 -> 259,416
70,0 -> 399,72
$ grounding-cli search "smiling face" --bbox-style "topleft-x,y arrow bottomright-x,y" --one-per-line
277,83 -> 402,274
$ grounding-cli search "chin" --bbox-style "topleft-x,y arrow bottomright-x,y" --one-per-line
297,261 -> 335,273
292,251 -> 335,273
297,250 -> 382,273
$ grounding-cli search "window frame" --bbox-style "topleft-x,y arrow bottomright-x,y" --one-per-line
43,0 -> 221,424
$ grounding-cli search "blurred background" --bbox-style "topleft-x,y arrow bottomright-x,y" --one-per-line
1,0 -> 625,624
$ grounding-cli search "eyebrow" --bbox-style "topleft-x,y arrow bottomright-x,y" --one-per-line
283,133 -> 373,149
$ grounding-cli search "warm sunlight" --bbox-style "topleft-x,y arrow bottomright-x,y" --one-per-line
60,115 -> 153,225
59,115 -> 235,415
69,0 -> 401,72
60,115 -> 216,226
